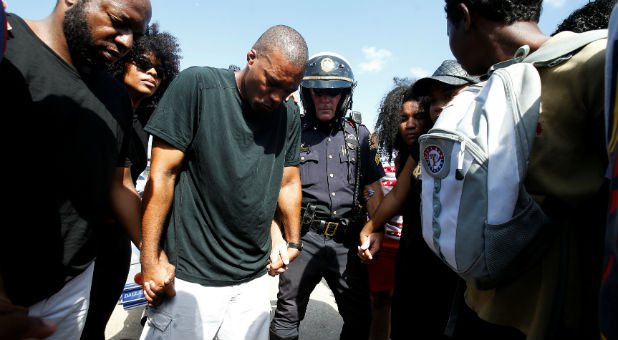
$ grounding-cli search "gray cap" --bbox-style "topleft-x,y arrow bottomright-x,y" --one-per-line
413,60 -> 480,95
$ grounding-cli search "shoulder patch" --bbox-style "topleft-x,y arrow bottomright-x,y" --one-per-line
423,145 -> 445,174
345,133 -> 358,150
369,134 -> 377,150
375,153 -> 381,166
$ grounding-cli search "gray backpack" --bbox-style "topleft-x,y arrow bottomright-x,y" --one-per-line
418,30 -> 608,290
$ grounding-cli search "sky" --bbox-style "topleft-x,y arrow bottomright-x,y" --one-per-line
7,0 -> 594,131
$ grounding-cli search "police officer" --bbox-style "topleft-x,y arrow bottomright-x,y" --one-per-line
270,52 -> 385,340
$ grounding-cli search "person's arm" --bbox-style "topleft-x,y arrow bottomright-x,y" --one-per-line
358,155 -> 416,262
364,180 -> 385,218
357,179 -> 385,262
269,166 -> 302,273
267,216 -> 287,276
109,167 -> 142,247
140,138 -> 183,306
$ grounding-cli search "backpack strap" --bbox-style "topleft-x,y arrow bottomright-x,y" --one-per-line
485,45 -> 531,77
524,29 -> 608,67
485,30 -> 608,78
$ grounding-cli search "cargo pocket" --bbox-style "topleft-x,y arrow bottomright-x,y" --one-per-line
483,190 -> 553,288
145,307 -> 173,338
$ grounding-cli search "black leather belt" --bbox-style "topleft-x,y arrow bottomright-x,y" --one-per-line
301,204 -> 360,240
309,218 -> 347,237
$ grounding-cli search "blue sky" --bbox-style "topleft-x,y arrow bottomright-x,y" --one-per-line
8,0 -> 593,130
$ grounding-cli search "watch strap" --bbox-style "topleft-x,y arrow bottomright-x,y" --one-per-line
287,242 -> 303,251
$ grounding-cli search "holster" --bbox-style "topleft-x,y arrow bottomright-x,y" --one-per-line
300,203 -> 316,235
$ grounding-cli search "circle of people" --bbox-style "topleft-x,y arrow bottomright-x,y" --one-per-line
0,1 -> 617,340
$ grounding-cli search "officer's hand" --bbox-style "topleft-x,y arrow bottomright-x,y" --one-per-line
0,296 -> 57,340
358,229 -> 384,264
267,246 -> 301,276
267,243 -> 289,276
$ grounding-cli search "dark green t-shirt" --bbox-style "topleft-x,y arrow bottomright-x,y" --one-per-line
145,66 -> 301,285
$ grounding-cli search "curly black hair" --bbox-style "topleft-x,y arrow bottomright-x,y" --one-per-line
374,84 -> 430,162
444,0 -> 543,25
553,0 -> 617,35
108,23 -> 181,117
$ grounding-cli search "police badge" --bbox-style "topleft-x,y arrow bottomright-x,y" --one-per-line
320,57 -> 335,72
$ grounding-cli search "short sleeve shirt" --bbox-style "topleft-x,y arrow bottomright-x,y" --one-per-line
0,14 -> 133,306
145,67 -> 301,285
298,117 -> 384,219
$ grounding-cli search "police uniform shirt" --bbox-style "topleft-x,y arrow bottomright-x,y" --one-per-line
299,116 -> 384,219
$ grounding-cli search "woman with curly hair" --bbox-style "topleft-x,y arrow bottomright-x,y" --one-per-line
360,83 -> 430,340
107,22 -> 182,183
80,23 -> 181,340
359,84 -> 429,257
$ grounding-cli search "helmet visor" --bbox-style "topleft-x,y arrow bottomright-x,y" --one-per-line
301,78 -> 352,89
310,88 -> 345,97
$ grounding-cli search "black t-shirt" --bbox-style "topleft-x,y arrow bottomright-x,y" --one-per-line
145,66 -> 301,285
128,113 -> 150,183
0,14 -> 133,306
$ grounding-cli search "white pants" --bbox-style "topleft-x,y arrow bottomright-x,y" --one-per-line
28,261 -> 95,340
140,274 -> 271,340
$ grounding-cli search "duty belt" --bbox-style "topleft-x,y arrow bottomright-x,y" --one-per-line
309,218 -> 349,238
301,203 -> 361,240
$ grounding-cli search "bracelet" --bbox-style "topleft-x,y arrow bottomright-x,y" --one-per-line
287,242 -> 303,251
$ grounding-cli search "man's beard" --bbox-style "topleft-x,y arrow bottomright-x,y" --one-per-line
63,1 -> 103,69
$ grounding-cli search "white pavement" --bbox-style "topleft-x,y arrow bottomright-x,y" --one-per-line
104,276 -> 344,340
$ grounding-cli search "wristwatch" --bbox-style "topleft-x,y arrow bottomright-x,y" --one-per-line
287,242 -> 303,251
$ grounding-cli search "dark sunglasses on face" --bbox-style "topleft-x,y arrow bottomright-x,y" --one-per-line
310,88 -> 343,97
133,55 -> 165,79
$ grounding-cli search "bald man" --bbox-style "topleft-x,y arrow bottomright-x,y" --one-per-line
0,0 -> 152,339
139,25 -> 307,340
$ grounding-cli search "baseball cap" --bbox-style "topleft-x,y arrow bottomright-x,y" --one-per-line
413,60 -> 480,95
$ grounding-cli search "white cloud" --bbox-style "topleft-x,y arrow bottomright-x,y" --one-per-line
358,47 -> 392,73
410,67 -> 430,79
544,0 -> 566,8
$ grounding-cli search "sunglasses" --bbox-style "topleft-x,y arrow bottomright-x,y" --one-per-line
310,88 -> 344,97
133,55 -> 165,79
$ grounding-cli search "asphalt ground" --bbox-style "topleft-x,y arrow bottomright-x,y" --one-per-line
104,275 -> 344,340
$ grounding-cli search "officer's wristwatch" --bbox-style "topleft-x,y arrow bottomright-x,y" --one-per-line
287,242 -> 303,251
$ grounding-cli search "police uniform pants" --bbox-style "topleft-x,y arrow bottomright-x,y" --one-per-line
270,230 -> 371,340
